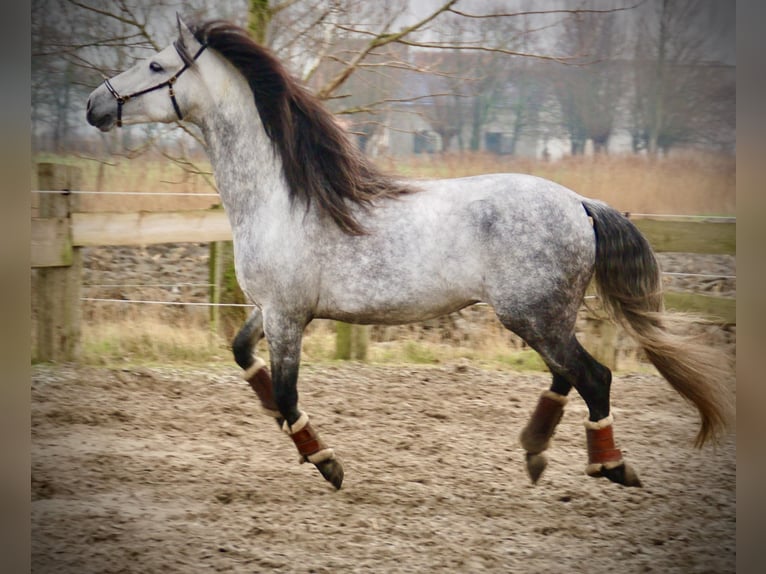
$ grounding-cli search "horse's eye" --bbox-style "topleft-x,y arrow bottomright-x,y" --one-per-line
149,61 -> 164,73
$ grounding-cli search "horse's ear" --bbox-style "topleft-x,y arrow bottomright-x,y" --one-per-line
176,13 -> 198,48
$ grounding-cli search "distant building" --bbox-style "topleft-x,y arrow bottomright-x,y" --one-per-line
307,41 -> 734,160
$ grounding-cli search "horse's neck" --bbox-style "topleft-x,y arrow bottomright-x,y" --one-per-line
198,95 -> 290,230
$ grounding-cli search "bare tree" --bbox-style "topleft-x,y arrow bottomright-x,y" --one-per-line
550,1 -> 624,154
417,52 -> 472,152
630,0 -> 735,155
33,0 -> 663,160
451,8 -> 526,152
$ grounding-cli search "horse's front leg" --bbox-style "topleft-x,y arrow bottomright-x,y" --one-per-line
234,310 -> 343,489
233,309 -> 283,426
266,315 -> 344,490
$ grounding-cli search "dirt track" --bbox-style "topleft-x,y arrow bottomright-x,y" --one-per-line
32,362 -> 735,573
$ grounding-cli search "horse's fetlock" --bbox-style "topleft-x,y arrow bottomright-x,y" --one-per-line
583,416 -> 641,486
282,411 -> 309,435
282,412 -> 332,462
520,390 -> 567,454
243,357 -> 281,418
584,414 -> 622,465
281,411 -> 343,488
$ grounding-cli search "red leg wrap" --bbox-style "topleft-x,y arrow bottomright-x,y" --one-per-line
291,421 -> 327,458
520,391 -> 567,454
585,420 -> 624,476
243,358 -> 280,417
283,413 -> 335,464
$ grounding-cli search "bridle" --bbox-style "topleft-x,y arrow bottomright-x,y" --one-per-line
103,42 -> 207,127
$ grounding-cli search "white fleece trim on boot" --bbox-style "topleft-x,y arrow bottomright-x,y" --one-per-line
584,414 -> 614,430
243,356 -> 267,380
261,406 -> 281,418
282,411 -> 309,435
541,390 -> 569,406
585,462 -> 602,477
306,448 -> 335,464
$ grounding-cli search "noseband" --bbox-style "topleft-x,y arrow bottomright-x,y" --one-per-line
103,42 -> 207,127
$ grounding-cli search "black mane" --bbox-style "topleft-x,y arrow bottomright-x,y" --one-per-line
181,20 -> 413,235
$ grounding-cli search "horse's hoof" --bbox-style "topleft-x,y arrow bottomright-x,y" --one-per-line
601,462 -> 642,488
316,457 -> 344,490
525,452 -> 548,484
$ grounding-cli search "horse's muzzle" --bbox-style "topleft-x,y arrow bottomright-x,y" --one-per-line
85,90 -> 117,132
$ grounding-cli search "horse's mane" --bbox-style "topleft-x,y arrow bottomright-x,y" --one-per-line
181,20 -> 414,235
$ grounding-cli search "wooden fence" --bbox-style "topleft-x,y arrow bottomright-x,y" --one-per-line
31,163 -> 736,363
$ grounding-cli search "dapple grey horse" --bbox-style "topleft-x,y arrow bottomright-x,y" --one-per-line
87,18 -> 731,491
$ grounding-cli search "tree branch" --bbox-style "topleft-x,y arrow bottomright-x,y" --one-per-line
393,39 -> 581,65
64,0 -> 161,51
336,92 -> 465,116
447,1 -> 648,20
315,0 -> 459,99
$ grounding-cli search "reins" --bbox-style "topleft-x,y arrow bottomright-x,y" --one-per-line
103,42 -> 207,127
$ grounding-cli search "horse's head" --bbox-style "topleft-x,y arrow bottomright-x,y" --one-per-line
86,16 -> 206,131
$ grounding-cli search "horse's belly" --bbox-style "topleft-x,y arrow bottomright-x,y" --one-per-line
315,280 -> 480,325
317,301 -> 479,325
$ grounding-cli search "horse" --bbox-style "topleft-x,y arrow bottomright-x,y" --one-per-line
86,17 -> 732,491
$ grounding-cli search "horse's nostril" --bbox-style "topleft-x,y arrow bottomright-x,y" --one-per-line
86,96 -> 93,111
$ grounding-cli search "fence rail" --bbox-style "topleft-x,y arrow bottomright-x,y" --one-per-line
31,163 -> 736,363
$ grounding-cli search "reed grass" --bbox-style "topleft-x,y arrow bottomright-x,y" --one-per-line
33,150 -> 735,216
80,318 -> 227,365
384,151 -> 735,216
32,152 -> 218,213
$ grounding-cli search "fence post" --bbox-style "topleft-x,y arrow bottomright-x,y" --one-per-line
209,240 -> 223,336
207,238 -> 247,341
335,322 -> 369,361
34,163 -> 82,362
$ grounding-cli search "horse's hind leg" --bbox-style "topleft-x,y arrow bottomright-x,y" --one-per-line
514,324 -> 642,487
518,374 -> 570,483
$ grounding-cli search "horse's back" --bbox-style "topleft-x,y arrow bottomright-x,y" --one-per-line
411,173 -> 596,278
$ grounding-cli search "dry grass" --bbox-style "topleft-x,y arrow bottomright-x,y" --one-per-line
384,150 -> 735,216
76,317 -> 553,371
31,150 -> 735,367
32,152 -> 218,214
80,318 -> 227,365
33,150 -> 735,216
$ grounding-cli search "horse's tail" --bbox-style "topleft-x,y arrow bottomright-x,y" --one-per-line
581,199 -> 733,447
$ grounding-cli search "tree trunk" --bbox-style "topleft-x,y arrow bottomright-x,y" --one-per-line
248,0 -> 271,44
648,0 -> 669,157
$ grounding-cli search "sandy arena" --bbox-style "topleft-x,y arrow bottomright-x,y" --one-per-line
32,361 -> 735,573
